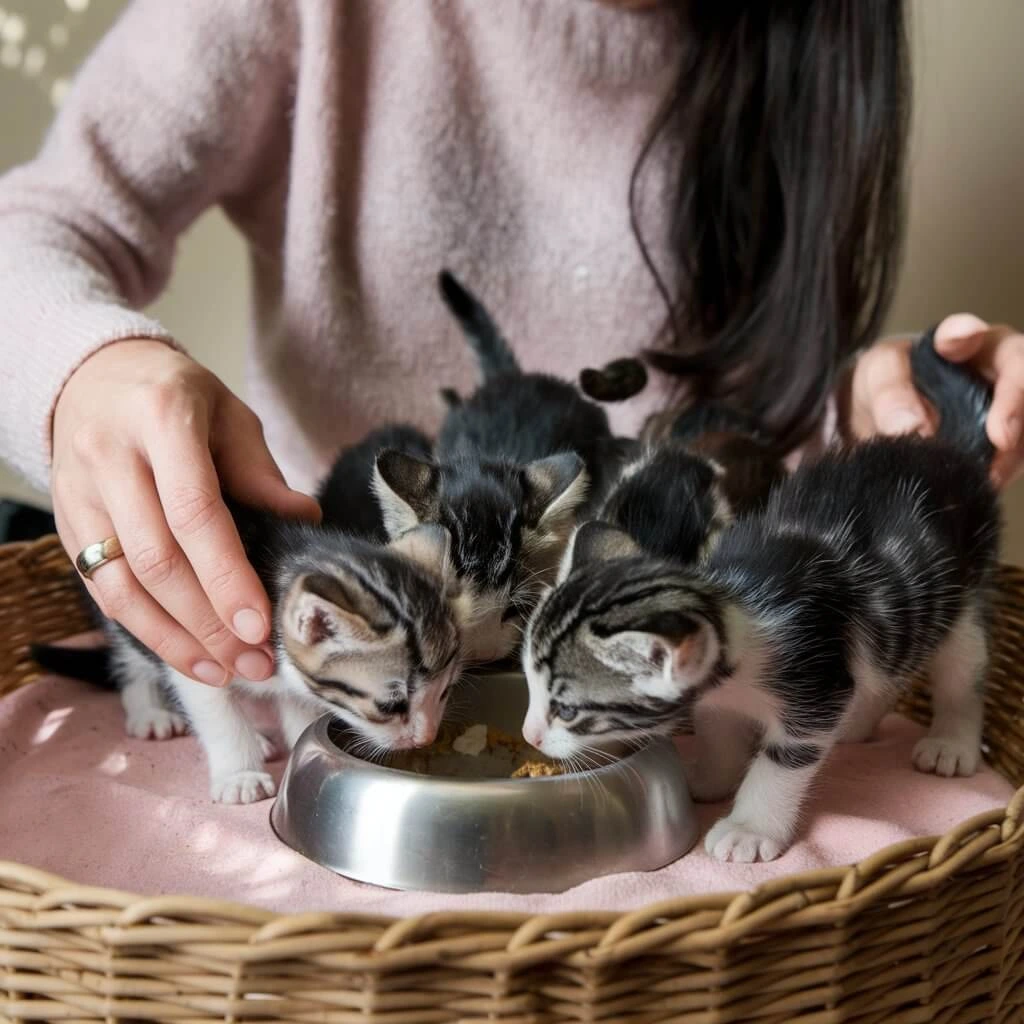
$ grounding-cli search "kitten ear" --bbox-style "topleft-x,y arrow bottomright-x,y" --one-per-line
567,521 -> 641,575
592,612 -> 717,700
284,572 -> 386,649
522,452 -> 589,531
373,449 -> 441,537
388,523 -> 452,577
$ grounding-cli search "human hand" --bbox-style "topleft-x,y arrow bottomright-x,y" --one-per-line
52,340 -> 321,685
847,314 -> 1024,488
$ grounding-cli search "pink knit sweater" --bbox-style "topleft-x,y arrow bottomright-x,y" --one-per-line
0,0 -> 701,495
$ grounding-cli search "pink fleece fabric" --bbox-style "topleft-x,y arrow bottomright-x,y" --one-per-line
0,676 -> 1012,913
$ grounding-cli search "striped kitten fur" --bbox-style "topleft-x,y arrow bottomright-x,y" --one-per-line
523,328 -> 1000,862
372,270 -> 613,661
34,459 -> 463,804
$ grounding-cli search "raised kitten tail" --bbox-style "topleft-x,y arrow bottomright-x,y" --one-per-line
437,269 -> 520,380
910,324 -> 995,466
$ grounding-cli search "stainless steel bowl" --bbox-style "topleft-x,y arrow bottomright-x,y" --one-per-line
270,669 -> 698,893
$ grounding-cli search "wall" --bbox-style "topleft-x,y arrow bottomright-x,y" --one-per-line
1,0 -> 1021,557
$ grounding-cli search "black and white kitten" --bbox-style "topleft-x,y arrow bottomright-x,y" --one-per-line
523,328 -> 999,862
581,357 -> 787,562
372,271 -> 607,660
34,510 -> 462,805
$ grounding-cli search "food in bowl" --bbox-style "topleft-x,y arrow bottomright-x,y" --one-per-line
385,721 -> 567,779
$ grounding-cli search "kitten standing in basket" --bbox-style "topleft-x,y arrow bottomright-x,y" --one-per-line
522,327 -> 1000,862
33,430 -> 463,805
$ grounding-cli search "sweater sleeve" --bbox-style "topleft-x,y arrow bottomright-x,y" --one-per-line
0,0 -> 294,491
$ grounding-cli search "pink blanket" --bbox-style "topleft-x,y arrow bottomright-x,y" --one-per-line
0,676 -> 1013,914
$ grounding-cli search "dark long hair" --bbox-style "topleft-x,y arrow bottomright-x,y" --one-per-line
634,0 -> 910,452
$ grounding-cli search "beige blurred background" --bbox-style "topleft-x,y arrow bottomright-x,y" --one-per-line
1,0 -> 1021,559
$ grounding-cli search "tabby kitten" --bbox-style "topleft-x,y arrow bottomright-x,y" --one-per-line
373,270 -> 606,660
34,499 -> 462,806
523,328 -> 999,862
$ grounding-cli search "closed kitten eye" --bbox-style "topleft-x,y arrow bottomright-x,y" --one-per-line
374,696 -> 410,717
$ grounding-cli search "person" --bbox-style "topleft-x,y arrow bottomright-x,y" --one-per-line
0,0 -> 1020,692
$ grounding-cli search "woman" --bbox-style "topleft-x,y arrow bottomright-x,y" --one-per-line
0,0 -> 1020,689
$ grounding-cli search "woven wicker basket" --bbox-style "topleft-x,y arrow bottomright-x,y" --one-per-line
1,535 -> 1023,1023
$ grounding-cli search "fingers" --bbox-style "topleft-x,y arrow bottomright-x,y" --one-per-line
853,341 -> 935,439
934,313 -> 991,362
54,499 -> 228,686
142,392 -> 276,666
935,317 -> 1024,480
213,397 -> 321,522
94,449 -> 273,683
986,330 -> 1024,455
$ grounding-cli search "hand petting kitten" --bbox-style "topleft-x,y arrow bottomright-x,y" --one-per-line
848,314 -> 1024,488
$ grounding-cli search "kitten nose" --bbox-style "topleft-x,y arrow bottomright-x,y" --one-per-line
523,720 -> 545,749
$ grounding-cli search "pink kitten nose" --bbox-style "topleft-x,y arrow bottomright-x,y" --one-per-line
523,720 -> 546,749
412,705 -> 444,745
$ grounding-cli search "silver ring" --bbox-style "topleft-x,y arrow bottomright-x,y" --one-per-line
75,536 -> 124,579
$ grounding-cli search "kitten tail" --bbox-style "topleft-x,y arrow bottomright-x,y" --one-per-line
438,269 -> 520,380
30,643 -> 114,688
910,324 -> 995,466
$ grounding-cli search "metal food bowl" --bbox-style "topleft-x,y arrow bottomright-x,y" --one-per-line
270,668 -> 698,893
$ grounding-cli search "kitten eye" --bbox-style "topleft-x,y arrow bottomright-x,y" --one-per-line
374,696 -> 409,717
554,704 -> 576,722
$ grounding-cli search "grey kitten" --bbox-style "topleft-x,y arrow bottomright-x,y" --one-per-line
522,328 -> 1000,862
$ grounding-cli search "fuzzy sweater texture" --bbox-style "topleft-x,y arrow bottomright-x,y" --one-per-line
0,0 -> 712,495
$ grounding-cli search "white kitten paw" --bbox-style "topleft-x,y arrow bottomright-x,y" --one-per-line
912,737 -> 980,778
705,817 -> 786,863
125,708 -> 188,740
210,770 -> 277,805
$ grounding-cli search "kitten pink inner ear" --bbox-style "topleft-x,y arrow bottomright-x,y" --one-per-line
389,524 -> 452,575
286,578 -> 375,648
672,630 -> 707,677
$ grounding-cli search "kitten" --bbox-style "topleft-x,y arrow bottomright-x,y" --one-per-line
523,327 -> 999,862
581,356 -> 787,560
34,505 -> 462,805
372,270 -> 606,660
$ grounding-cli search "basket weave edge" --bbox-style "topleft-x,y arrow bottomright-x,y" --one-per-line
2,535 -> 1023,968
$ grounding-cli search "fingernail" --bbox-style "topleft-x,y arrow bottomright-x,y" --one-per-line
235,649 -> 274,682
880,409 -> 923,436
193,660 -> 227,686
233,608 -> 267,644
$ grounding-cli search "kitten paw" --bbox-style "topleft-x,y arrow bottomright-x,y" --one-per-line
705,818 -> 786,863
210,770 -> 277,804
125,708 -> 188,740
912,737 -> 980,777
